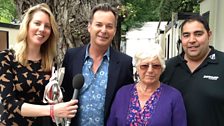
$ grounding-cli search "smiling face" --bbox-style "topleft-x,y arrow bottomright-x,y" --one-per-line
181,20 -> 211,61
27,10 -> 51,48
88,10 -> 116,49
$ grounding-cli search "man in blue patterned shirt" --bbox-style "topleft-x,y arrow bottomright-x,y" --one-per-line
61,3 -> 134,126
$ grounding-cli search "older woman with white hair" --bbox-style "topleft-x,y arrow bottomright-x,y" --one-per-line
107,43 -> 187,126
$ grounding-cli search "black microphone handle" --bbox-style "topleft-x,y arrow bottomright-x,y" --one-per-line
72,89 -> 79,99
65,89 -> 79,126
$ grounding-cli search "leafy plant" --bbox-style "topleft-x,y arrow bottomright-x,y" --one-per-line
120,0 -> 200,32
0,0 -> 17,23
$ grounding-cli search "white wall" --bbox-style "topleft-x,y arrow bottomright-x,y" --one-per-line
155,22 -> 167,51
0,26 -> 19,48
165,28 -> 172,59
214,0 -> 224,52
200,0 -> 224,51
164,20 -> 182,59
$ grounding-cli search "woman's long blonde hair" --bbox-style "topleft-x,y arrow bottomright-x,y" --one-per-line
14,3 -> 59,72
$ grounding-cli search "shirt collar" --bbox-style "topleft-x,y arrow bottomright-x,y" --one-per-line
178,46 -> 218,64
206,46 -> 218,64
84,44 -> 110,61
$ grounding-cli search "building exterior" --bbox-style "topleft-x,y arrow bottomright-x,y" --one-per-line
157,12 -> 198,59
155,21 -> 167,57
200,0 -> 224,52
156,0 -> 224,60
124,22 -> 167,63
0,22 -> 19,51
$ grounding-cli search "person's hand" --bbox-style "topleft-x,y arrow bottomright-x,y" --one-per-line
54,99 -> 78,118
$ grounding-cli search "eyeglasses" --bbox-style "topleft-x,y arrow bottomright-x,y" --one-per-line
139,64 -> 162,70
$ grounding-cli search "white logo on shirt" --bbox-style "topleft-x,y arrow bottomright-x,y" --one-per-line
209,54 -> 216,60
203,75 -> 219,80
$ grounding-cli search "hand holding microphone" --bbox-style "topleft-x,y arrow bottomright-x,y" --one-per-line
53,99 -> 79,118
65,74 -> 84,126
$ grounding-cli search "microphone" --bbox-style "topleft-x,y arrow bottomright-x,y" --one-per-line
65,74 -> 84,126
71,74 -> 85,99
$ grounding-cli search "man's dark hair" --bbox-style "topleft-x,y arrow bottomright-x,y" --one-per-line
89,3 -> 118,24
181,15 -> 210,33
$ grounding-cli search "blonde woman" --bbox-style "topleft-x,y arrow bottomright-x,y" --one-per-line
0,3 -> 78,125
107,43 -> 187,126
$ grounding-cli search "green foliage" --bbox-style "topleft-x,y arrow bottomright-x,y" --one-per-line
159,0 -> 200,21
120,0 -> 162,32
0,0 -> 17,23
118,3 -> 137,33
120,0 -> 200,32
179,0 -> 200,12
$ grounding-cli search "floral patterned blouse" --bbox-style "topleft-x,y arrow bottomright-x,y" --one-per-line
0,49 -> 51,126
126,85 -> 162,125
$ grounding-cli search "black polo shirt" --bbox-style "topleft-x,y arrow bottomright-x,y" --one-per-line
160,46 -> 224,126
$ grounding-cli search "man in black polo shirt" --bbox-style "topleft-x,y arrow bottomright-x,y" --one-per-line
160,15 -> 224,126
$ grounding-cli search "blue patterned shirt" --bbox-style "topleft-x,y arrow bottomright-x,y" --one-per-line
78,45 -> 109,126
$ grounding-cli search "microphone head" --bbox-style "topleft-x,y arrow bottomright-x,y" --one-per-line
72,74 -> 84,89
